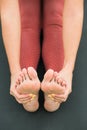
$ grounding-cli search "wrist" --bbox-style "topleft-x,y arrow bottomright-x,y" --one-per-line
10,65 -> 21,75
63,61 -> 75,73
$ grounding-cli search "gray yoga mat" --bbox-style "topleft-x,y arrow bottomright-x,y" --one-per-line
0,1 -> 87,130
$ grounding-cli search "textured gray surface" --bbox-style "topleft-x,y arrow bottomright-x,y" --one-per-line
0,1 -> 87,130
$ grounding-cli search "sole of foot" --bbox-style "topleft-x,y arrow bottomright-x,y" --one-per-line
16,67 -> 40,112
41,69 -> 66,112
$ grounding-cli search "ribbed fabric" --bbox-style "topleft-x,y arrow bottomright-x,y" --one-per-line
42,0 -> 64,72
19,0 -> 41,69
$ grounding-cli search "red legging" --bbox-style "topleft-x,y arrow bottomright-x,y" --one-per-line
19,0 -> 41,69
19,0 -> 64,72
42,0 -> 64,72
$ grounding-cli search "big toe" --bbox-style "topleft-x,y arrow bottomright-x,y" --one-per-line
27,67 -> 38,80
43,69 -> 54,82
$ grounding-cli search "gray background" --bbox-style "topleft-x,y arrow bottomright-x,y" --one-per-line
0,1 -> 87,130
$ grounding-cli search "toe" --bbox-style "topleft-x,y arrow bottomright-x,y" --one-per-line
43,69 -> 54,82
27,67 -> 38,80
54,71 -> 58,78
22,68 -> 28,80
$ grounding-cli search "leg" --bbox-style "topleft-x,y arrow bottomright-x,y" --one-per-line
1,0 -> 21,74
16,0 -> 41,112
42,0 -> 64,71
54,0 -> 84,102
42,0 -> 84,112
41,0 -> 65,112
41,69 -> 66,112
19,0 -> 41,69
1,0 -> 31,104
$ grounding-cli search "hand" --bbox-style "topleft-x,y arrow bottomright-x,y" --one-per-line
53,68 -> 73,103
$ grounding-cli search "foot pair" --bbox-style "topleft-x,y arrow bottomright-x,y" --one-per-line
11,67 -> 67,112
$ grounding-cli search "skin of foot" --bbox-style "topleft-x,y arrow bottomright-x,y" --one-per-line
10,70 -> 31,104
41,69 -> 66,112
16,67 -> 40,112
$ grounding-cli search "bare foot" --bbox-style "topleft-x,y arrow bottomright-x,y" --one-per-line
16,67 -> 40,112
41,69 -> 66,112
10,71 -> 30,104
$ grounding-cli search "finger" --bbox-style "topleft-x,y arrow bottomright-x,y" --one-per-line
15,95 -> 32,104
18,96 -> 32,101
15,97 -> 23,104
18,99 -> 32,104
22,99 -> 32,104
53,99 -> 62,103
53,96 -> 66,103
14,93 -> 36,103
61,80 -> 67,87
48,94 -> 62,103
51,94 -> 65,102
10,89 -> 31,100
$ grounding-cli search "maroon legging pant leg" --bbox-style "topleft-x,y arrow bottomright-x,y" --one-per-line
19,0 -> 64,72
42,0 -> 64,72
19,0 -> 41,69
